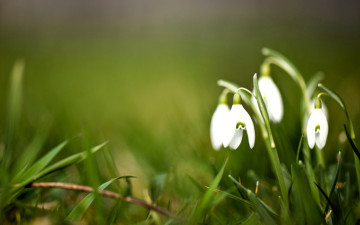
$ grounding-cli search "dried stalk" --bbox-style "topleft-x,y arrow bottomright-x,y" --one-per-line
29,182 -> 181,221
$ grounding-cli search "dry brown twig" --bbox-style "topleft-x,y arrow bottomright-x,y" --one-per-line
29,182 -> 182,221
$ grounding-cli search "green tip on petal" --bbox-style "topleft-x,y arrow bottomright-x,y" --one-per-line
233,93 -> 241,105
315,97 -> 322,109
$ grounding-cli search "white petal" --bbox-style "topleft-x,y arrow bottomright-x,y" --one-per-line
223,104 -> 242,147
210,104 -> 229,150
229,129 -> 243,150
306,110 -> 316,149
316,109 -> 328,149
239,106 -> 255,149
258,76 -> 284,122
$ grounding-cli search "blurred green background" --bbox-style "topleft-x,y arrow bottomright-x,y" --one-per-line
0,0 -> 360,222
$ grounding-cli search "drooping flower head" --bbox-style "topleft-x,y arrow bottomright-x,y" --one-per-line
223,93 -> 255,150
210,104 -> 230,150
307,99 -> 328,149
253,76 -> 283,122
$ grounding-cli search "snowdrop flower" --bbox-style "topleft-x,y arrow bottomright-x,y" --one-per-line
252,76 -> 283,122
303,99 -> 329,130
307,100 -> 328,149
223,93 -> 255,150
210,103 -> 230,150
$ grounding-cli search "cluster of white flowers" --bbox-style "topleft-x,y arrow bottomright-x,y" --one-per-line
210,94 -> 255,151
210,76 -> 329,151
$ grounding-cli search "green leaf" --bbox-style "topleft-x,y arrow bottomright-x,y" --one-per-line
194,155 -> 228,218
261,48 -> 301,81
302,144 -> 321,207
306,72 -> 325,97
261,48 -> 310,115
150,173 -> 167,202
228,175 -> 277,225
315,183 -> 337,221
3,60 -> 25,170
5,142 -> 108,207
253,74 -> 288,206
241,213 -> 264,225
31,141 -> 108,183
11,140 -> 68,185
344,125 -> 360,160
210,187 -> 251,206
66,176 -> 134,221
164,198 -> 192,225
318,83 -> 355,139
253,74 -> 275,148
12,122 -> 51,177
296,134 -> 304,163
325,152 -> 342,216
290,164 -> 323,224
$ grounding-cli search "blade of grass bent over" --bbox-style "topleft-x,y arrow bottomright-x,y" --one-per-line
318,83 -> 360,194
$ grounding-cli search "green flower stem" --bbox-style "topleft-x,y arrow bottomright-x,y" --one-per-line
317,85 -> 355,140
253,74 -> 288,207
218,78 -> 289,207
260,48 -> 325,209
260,49 -> 324,204
303,145 -> 321,207
261,48 -> 311,117
315,146 -> 326,169
317,84 -> 360,194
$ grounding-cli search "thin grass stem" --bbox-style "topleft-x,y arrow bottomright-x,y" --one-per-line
28,182 -> 181,221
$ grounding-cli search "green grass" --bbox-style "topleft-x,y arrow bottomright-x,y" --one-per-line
0,13 -> 360,224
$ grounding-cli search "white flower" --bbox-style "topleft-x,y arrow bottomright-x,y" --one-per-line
252,76 -> 283,122
307,108 -> 328,149
223,104 -> 255,149
210,104 -> 230,150
303,99 -> 329,129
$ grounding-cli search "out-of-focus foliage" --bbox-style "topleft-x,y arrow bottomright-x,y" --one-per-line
0,0 -> 360,224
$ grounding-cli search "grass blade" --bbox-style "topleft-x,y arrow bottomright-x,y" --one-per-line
315,183 -> 337,221
253,74 -> 275,148
318,83 -> 355,139
241,212 -> 264,225
344,125 -> 360,160
296,134 -> 304,163
150,173 -> 167,202
324,152 -> 342,215
210,187 -> 251,206
32,141 -> 108,183
3,60 -> 25,170
66,176 -> 134,221
11,140 -> 68,184
193,155 -> 228,219
228,175 -> 277,225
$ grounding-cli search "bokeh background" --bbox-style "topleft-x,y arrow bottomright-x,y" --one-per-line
1,0 -> 360,222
